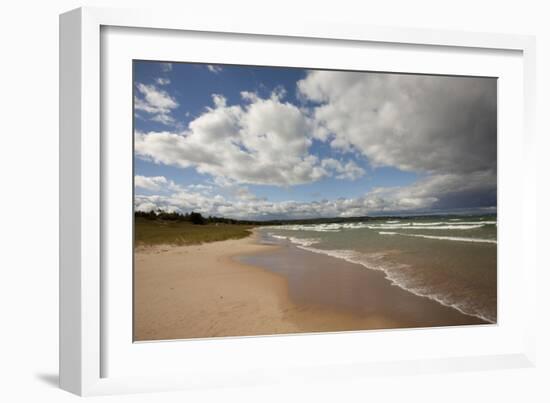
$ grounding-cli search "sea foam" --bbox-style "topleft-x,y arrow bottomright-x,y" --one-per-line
268,219 -> 495,234
367,224 -> 485,230
378,232 -> 497,244
269,234 -> 321,247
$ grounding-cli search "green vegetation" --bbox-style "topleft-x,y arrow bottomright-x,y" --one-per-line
135,210 -> 262,225
135,216 -> 254,246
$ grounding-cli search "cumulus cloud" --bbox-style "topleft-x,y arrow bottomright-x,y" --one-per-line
134,175 -> 180,192
135,175 -> 168,191
298,71 -> 496,175
187,183 -> 214,193
134,69 -> 496,217
135,91 -> 364,187
135,189 -> 229,215
321,158 -> 365,180
298,71 -> 497,212
357,170 -> 496,214
132,186 -> 421,219
135,170 -> 495,220
134,83 -> 179,125
155,77 -> 171,86
206,65 -> 223,74
160,63 -> 172,72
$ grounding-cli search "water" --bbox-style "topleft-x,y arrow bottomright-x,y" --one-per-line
260,215 -> 497,323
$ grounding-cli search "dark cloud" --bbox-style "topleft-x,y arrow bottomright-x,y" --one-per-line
298,71 -> 497,213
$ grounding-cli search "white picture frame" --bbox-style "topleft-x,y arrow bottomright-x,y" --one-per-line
59,6 -> 537,396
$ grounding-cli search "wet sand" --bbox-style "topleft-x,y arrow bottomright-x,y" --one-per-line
134,232 -> 486,341
239,243 -> 487,329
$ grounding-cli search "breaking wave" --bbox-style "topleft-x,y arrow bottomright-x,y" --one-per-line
378,232 -> 497,244
269,234 -> 321,247
269,220 -> 495,233
367,224 -> 485,230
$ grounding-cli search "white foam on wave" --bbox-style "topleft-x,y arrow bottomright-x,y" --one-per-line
368,224 -> 485,230
273,222 -> 372,232
291,244 -> 495,323
452,221 -> 496,225
378,232 -> 497,244
268,219 -> 495,233
269,234 -> 321,247
274,223 -> 342,232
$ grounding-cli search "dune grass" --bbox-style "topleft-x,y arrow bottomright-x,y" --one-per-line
135,217 -> 254,246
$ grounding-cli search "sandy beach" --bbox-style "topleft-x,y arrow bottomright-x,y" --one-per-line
134,232 -> 400,341
134,231 -> 486,341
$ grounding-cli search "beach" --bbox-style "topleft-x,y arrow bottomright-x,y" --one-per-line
134,229 -> 487,341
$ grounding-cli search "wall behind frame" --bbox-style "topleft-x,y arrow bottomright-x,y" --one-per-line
0,0 -> 548,402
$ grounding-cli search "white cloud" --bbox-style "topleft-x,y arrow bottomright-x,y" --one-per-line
133,70 -> 496,217
321,158 -> 365,180
133,187 -> 417,219
160,63 -> 172,72
135,91 -> 363,187
135,190 -> 229,215
134,175 -> 180,192
240,91 -> 258,102
206,65 -> 223,74
135,201 -> 159,213
134,83 -> 179,125
135,175 -> 168,191
134,169 -> 494,219
231,186 -> 265,202
155,77 -> 171,86
149,113 -> 176,125
188,183 -> 214,193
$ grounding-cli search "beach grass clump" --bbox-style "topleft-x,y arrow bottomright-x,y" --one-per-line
135,217 -> 254,246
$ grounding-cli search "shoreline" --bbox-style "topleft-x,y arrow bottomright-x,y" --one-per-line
134,230 -> 486,341
240,235 -> 488,329
255,237 -> 493,324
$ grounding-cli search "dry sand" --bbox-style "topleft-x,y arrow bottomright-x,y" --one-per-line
134,232 -> 399,341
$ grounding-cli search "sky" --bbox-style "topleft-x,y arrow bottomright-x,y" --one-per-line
133,60 -> 497,220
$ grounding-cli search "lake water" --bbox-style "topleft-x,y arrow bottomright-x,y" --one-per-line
259,215 -> 497,323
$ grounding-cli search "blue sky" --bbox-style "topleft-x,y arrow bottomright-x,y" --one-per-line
133,61 -> 496,219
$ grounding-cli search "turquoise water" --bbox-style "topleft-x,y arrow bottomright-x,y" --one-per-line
260,216 -> 497,323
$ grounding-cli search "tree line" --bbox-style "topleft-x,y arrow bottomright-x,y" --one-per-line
134,210 -> 261,225
134,209 -> 374,226
135,208 -> 480,226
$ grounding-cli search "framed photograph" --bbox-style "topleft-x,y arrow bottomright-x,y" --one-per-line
60,7 -> 537,396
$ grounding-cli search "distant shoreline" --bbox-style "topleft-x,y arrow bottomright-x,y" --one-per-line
135,209 -> 497,230
133,211 -> 497,248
